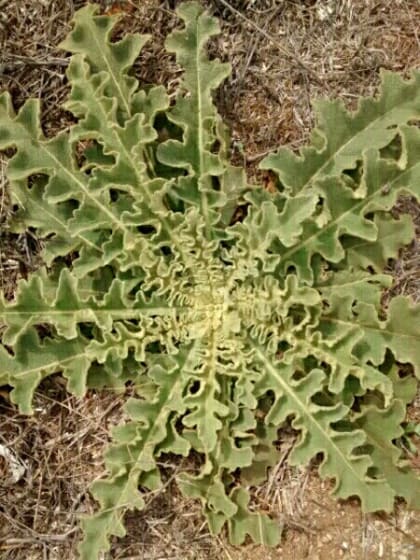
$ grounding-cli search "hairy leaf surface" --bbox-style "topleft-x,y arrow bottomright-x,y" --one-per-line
0,2 -> 419,558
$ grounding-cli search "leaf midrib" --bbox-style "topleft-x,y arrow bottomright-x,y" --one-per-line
89,341 -> 196,533
17,187 -> 102,253
301,93 -> 419,191
41,142 -> 130,234
11,350 -> 87,379
281,159 -> 419,263
320,315 -> 420,342
251,339 -> 377,492
89,20 -> 131,116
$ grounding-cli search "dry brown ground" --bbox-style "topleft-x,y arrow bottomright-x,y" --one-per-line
0,1 -> 419,559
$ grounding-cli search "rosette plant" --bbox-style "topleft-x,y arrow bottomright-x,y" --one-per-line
0,3 -> 419,558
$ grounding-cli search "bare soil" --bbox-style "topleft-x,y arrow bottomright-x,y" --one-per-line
1,1 -> 419,559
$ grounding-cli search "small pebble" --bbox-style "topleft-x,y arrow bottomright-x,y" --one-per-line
321,534 -> 332,544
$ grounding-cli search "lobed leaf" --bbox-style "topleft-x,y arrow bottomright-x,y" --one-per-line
260,71 -> 420,193
355,400 -> 420,508
0,2 -> 419,558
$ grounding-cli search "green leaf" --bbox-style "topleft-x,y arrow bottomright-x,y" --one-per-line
156,2 -> 238,231
355,401 -> 420,508
260,70 -> 420,193
344,213 -> 415,272
277,134 -> 420,282
58,3 -> 148,118
228,488 -> 281,546
1,327 -> 90,414
79,346 -> 195,560
9,178 -> 103,266
1,3 -> 419,558
252,343 -> 395,512
352,296 -> 420,378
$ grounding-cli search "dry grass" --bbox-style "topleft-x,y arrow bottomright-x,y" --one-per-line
0,1 -> 419,559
